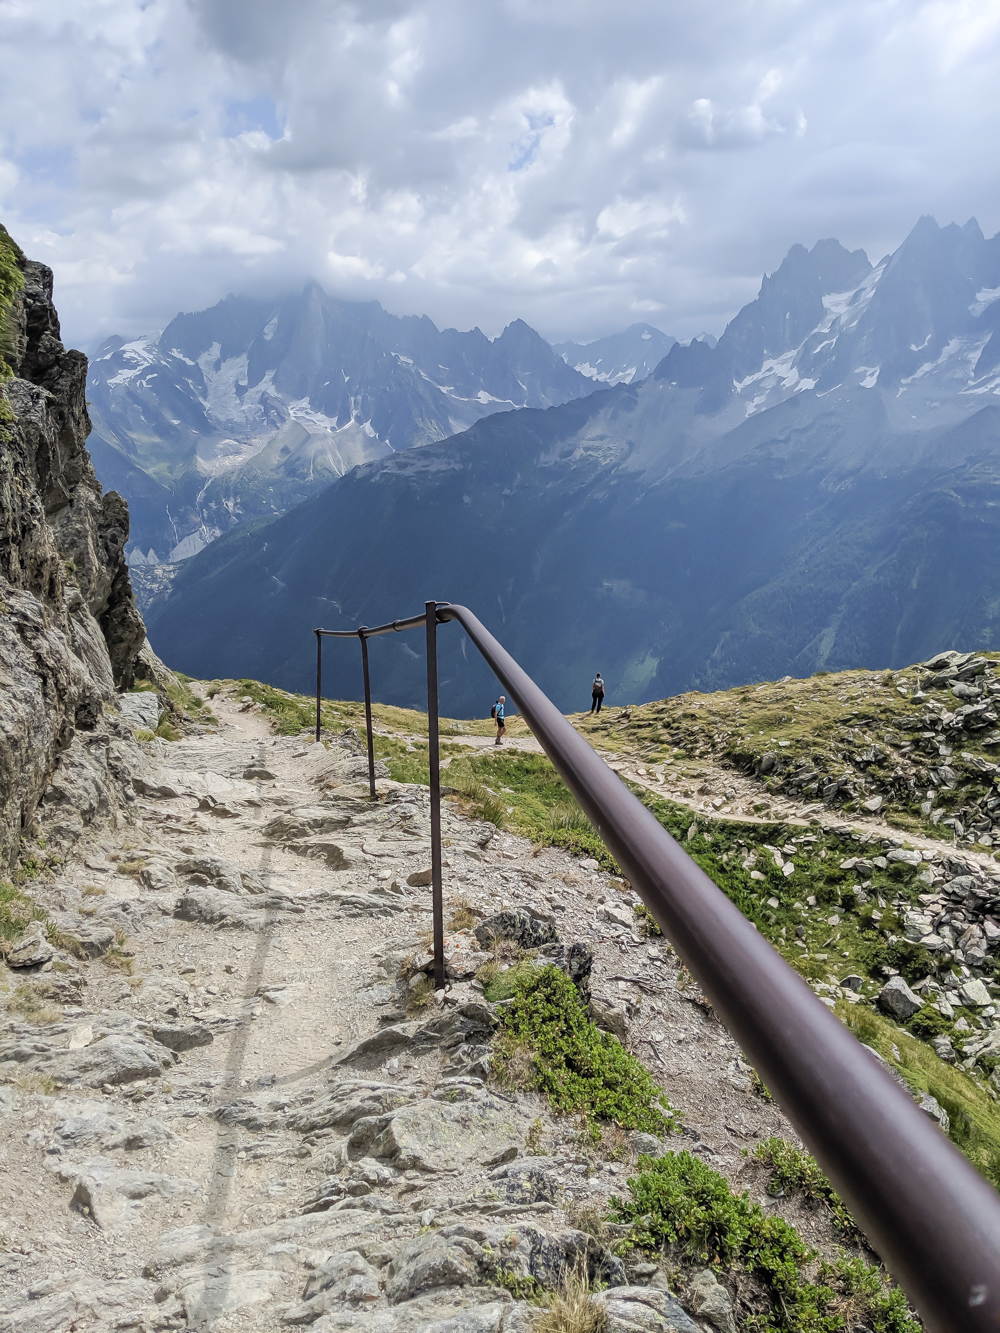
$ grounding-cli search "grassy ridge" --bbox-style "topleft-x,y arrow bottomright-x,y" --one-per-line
576,660 -> 1000,846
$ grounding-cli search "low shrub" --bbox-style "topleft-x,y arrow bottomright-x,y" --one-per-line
751,1137 -> 859,1238
611,1151 -> 918,1333
493,965 -> 673,1137
907,1005 -> 951,1041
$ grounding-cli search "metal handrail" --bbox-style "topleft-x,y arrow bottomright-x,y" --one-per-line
314,602 -> 1000,1333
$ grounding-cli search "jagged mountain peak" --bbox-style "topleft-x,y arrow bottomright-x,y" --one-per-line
644,214 -> 1000,420
554,322 -> 678,385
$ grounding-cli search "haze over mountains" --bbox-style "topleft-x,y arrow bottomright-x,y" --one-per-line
142,215 -> 1000,716
86,287 -> 598,564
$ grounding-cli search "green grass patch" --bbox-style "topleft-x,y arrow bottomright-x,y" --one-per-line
237,678 -> 322,734
454,751 -> 619,868
611,1151 -> 917,1333
0,880 -> 45,946
751,1137 -> 859,1239
493,964 -> 674,1138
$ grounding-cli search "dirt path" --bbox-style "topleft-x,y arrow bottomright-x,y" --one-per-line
0,690 -> 868,1332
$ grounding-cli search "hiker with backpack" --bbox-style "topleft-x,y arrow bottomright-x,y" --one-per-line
491,696 -> 506,745
591,673 -> 605,714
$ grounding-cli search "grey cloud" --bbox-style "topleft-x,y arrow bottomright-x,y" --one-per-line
0,0 -> 998,349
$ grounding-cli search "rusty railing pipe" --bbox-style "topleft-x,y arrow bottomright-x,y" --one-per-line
359,629 -> 377,799
431,600 -> 1000,1333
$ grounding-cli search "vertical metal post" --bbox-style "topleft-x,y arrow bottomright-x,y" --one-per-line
425,601 -> 445,989
314,630 -> 322,742
359,629 -> 376,800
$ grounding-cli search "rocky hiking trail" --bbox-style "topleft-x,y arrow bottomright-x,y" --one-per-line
0,685 -> 844,1333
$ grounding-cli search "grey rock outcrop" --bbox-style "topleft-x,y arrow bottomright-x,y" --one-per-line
0,225 -> 146,869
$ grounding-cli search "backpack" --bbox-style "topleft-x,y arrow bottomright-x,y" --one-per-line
490,703 -> 498,720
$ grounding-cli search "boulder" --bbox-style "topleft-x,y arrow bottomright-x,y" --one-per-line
118,692 -> 159,731
261,808 -> 352,840
5,922 -> 54,968
139,859 -> 177,892
173,887 -> 256,928
474,909 -> 558,951
368,1082 -> 526,1172
139,1022 -> 213,1053
887,849 -> 923,866
539,940 -> 593,1001
596,1285 -> 702,1332
960,978 -> 992,1008
915,1092 -> 950,1133
60,1035 -> 177,1086
384,1221 -> 624,1307
486,1157 -> 562,1204
56,923 -> 116,958
300,1249 -> 381,1304
69,1159 -> 197,1228
683,1268 -> 736,1333
632,1133 -> 666,1157
176,855 -> 265,895
328,890 -> 401,918
440,931 -> 493,979
600,903 -> 636,930
932,1035 -> 956,1063
289,837 -> 365,871
177,1267 -> 285,1326
590,994 -> 628,1040
442,1043 -> 492,1080
384,1231 -> 485,1304
877,977 -> 922,1020
289,1078 -> 423,1134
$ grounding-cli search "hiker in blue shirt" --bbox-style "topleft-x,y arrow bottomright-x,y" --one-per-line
492,696 -> 506,746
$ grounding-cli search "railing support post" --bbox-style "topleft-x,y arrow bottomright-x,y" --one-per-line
314,629 -> 322,743
359,629 -> 376,800
425,601 -> 445,990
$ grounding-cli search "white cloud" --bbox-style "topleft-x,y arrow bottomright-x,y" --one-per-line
0,0 -> 998,348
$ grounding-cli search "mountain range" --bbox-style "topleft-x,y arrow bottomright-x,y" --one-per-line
85,289 -> 601,564
143,215 -> 1000,716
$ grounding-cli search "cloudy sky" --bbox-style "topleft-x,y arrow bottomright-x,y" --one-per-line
2,0 -> 999,350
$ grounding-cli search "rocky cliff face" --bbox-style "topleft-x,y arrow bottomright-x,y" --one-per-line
0,225 -> 146,870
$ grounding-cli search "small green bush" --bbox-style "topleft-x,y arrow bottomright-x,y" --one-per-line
611,1151 -> 918,1333
493,965 -> 673,1137
907,1005 -> 951,1041
856,936 -> 931,984
751,1137 -> 858,1238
